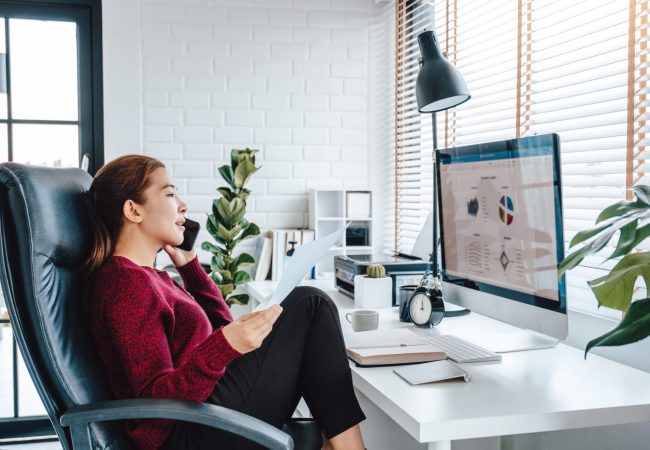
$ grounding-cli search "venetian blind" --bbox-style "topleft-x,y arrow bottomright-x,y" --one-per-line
394,0 -> 435,254
394,0 -> 649,316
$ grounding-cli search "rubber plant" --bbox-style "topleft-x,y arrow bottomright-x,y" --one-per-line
201,148 -> 261,307
559,185 -> 650,356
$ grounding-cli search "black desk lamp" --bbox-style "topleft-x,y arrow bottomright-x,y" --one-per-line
415,29 -> 470,280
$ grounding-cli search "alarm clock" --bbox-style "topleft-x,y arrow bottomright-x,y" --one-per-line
401,271 -> 445,327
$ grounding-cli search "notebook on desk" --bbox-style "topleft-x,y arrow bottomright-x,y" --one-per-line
343,328 -> 446,367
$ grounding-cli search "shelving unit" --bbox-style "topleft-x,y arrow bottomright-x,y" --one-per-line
308,189 -> 373,276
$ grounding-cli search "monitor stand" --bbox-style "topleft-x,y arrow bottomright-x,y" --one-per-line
472,329 -> 560,353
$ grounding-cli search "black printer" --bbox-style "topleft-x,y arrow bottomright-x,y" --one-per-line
334,254 -> 430,306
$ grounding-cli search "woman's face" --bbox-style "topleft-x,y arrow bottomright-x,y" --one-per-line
137,167 -> 188,246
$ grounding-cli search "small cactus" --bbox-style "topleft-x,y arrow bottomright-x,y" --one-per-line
366,264 -> 386,278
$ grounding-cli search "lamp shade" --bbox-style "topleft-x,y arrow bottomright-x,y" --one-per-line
415,30 -> 470,113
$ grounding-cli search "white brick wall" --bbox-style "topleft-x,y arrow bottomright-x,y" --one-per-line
139,0 -> 376,261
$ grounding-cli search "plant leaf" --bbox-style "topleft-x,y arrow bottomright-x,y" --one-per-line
632,185 -> 650,206
217,187 -> 233,202
608,220 -> 639,259
230,198 -> 246,224
569,221 -> 614,248
233,158 -> 258,189
588,252 -> 650,311
558,231 -> 613,277
233,252 -> 255,268
233,270 -> 252,284
239,222 -> 260,242
227,293 -> 250,306
218,165 -> 235,189
585,298 -> 650,356
216,198 -> 232,226
200,241 -> 221,254
206,220 -> 225,245
220,283 -> 234,296
610,223 -> 650,260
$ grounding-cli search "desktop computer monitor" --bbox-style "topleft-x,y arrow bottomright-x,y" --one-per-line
436,134 -> 567,349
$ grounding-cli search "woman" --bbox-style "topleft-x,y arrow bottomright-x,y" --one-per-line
83,155 -> 366,450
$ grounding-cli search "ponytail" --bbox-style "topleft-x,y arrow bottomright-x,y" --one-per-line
81,189 -> 115,279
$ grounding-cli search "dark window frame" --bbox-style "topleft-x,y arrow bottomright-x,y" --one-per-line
0,0 -> 103,441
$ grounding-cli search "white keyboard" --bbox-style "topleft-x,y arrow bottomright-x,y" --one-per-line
423,335 -> 502,363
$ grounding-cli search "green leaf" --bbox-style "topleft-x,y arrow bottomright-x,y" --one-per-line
233,270 -> 252,284
609,220 -> 639,259
588,252 -> 650,311
216,198 -> 232,225
632,185 -> 650,206
596,199 -> 645,223
211,270 -> 223,283
217,269 -> 233,283
210,254 -> 225,272
227,293 -> 250,306
200,241 -> 222,255
569,221 -> 614,248
239,222 -> 260,242
206,222 -> 225,246
218,165 -> 235,189
233,252 -> 255,268
558,231 -> 613,277
220,283 -> 234,296
217,187 -> 233,202
233,158 -> 258,189
230,198 -> 246,224
610,223 -> 650,260
586,298 -> 650,356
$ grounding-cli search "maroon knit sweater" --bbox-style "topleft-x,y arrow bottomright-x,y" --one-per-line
88,255 -> 241,450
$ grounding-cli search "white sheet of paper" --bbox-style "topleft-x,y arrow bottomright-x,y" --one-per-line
254,225 -> 346,311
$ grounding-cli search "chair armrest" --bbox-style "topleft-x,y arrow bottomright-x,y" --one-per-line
60,398 -> 293,450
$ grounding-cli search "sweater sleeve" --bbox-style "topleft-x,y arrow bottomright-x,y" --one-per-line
176,256 -> 233,329
100,269 -> 240,403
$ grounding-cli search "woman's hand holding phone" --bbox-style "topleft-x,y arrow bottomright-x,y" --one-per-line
222,305 -> 283,354
163,244 -> 197,268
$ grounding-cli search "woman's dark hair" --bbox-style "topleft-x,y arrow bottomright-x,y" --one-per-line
82,154 -> 165,277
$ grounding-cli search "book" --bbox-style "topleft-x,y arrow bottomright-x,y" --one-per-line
343,328 -> 446,367
270,229 -> 317,281
393,360 -> 471,385
250,235 -> 272,281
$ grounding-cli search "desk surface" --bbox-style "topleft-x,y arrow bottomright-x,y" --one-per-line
246,280 -> 650,444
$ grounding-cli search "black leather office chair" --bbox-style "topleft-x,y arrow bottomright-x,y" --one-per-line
0,163 -> 322,450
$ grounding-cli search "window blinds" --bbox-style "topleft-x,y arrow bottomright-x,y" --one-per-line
393,0 -> 649,316
394,0 -> 435,254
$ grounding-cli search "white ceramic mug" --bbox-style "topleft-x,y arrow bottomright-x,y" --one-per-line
345,310 -> 379,332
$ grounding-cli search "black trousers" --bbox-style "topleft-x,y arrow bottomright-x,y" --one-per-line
160,286 -> 366,449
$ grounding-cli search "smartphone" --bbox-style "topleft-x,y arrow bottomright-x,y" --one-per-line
177,218 -> 201,251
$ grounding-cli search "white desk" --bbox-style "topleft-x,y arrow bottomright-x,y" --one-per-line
246,281 -> 650,450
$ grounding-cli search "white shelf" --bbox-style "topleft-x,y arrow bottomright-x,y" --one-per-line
309,189 -> 373,275
318,217 -> 346,221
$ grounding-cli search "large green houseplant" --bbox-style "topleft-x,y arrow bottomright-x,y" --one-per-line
559,185 -> 650,355
201,149 -> 260,307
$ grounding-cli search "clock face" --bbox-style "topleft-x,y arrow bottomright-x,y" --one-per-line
409,293 -> 432,326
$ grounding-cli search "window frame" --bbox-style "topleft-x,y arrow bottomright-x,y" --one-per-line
0,0 -> 103,442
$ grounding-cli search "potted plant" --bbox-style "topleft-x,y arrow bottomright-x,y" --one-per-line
201,148 -> 261,307
354,264 -> 392,309
559,185 -> 650,355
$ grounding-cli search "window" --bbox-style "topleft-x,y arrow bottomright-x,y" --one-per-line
0,0 -> 103,441
393,0 -> 649,316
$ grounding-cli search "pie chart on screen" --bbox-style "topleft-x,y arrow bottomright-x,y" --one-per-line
499,195 -> 514,225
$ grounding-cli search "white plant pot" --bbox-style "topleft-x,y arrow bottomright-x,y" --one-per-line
354,275 -> 393,309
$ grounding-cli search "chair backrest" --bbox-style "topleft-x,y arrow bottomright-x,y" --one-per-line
0,163 -> 130,449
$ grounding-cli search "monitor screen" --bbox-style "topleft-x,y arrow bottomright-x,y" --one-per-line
436,134 -> 566,313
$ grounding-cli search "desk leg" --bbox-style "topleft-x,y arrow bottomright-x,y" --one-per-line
427,442 -> 451,450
